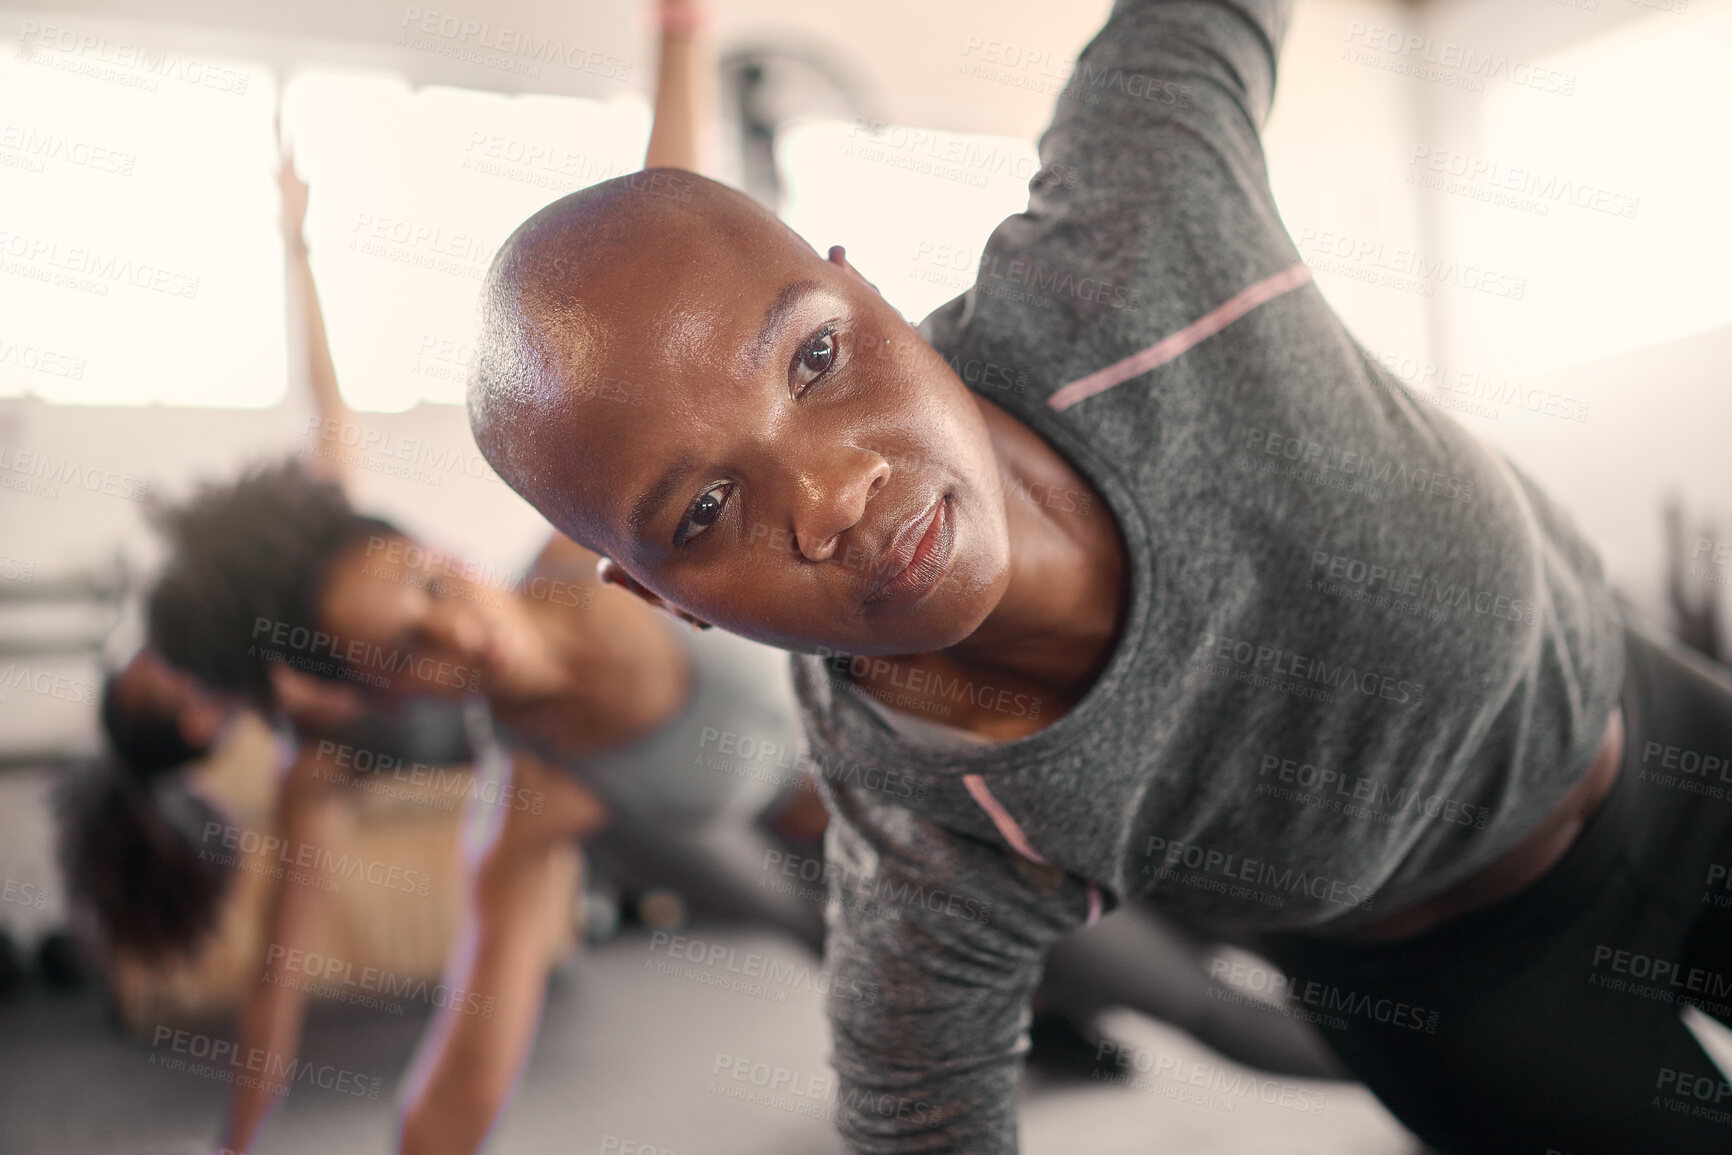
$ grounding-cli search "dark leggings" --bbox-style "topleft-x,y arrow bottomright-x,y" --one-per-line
1259,619 -> 1732,1155
582,804 -> 831,951
589,801 -> 1345,1078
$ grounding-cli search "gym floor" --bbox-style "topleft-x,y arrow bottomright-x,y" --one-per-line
0,926 -> 1420,1155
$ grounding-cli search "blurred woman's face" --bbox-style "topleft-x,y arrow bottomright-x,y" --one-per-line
315,534 -> 512,701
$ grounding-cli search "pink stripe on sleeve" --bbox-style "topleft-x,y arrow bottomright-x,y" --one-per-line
962,774 -> 1105,927
1046,263 -> 1314,412
961,773 -> 1050,866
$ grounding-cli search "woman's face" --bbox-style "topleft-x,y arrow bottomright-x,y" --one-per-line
509,240 -> 1015,659
316,534 -> 512,700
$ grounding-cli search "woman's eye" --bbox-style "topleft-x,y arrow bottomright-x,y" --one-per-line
792,328 -> 838,395
677,482 -> 733,546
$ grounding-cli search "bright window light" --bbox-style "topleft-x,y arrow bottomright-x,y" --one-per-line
1443,5 -> 1732,378
776,119 -> 1045,324
283,74 -> 649,411
0,35 -> 280,406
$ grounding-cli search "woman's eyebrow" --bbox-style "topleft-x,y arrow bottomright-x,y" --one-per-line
621,281 -> 831,545
627,451 -> 697,540
748,279 -> 825,363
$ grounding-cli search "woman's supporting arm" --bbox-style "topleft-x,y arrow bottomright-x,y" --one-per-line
219,742 -> 357,1153
397,752 -> 605,1155
819,778 -> 1092,1153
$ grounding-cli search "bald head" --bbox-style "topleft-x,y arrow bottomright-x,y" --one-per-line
462,167 -> 1013,657
467,168 -> 813,548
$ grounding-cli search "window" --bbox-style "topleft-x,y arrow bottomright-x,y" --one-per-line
0,31 -> 280,406
1440,6 -> 1732,378
776,118 -> 1042,324
284,72 -> 649,410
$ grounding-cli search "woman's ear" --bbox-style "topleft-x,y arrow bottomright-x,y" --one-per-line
596,556 -> 713,630
826,245 -> 880,294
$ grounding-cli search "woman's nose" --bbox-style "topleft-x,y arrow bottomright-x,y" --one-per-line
791,448 -> 892,562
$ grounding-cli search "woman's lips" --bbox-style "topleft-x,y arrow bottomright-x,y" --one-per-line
865,495 -> 954,608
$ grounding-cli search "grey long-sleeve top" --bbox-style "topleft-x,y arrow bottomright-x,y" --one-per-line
789,1 -> 1627,1149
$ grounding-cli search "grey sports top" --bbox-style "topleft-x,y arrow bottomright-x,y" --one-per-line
491,621 -> 803,824
786,0 -> 1627,1148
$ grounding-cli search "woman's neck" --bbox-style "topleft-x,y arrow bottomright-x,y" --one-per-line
942,397 -> 1131,703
